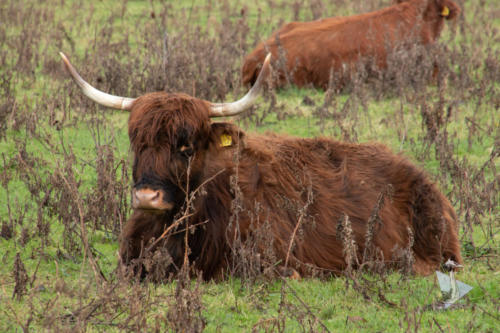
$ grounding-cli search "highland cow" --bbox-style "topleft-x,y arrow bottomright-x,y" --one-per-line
61,52 -> 462,280
242,0 -> 460,89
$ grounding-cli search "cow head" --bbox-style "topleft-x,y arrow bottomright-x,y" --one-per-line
60,52 -> 271,217
395,0 -> 460,21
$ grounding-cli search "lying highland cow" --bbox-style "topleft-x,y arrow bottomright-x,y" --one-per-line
61,52 -> 462,280
242,0 -> 460,89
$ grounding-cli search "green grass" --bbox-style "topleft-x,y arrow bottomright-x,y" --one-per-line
0,0 -> 498,331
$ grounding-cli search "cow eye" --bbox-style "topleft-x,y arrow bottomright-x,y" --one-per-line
179,145 -> 194,156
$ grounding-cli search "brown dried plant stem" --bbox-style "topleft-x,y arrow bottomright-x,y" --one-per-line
57,169 -> 105,283
285,181 -> 313,269
146,168 -> 225,251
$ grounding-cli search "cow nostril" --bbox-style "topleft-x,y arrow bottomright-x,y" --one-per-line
150,190 -> 160,201
132,188 -> 172,211
134,189 -> 159,202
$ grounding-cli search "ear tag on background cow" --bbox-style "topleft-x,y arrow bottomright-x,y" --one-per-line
220,133 -> 232,147
441,6 -> 450,17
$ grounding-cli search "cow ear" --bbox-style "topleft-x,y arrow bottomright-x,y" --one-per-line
438,0 -> 460,20
209,122 -> 245,149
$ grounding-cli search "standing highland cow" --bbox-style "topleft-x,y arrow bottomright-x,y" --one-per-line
61,51 -> 461,280
242,0 -> 460,89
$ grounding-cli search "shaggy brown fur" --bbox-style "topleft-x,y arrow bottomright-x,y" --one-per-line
119,92 -> 462,280
241,0 -> 460,89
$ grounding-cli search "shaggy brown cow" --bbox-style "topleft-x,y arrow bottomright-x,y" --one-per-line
242,0 -> 460,89
61,52 -> 462,280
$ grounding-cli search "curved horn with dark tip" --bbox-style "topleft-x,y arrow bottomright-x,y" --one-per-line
59,52 -> 136,111
209,53 -> 272,117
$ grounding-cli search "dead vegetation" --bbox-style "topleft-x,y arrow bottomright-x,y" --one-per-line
0,0 -> 498,331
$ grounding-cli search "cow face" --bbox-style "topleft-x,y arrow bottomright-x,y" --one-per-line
127,92 -> 245,217
127,92 -> 212,214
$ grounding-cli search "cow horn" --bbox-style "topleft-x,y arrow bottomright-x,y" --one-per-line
59,52 -> 135,111
209,53 -> 272,117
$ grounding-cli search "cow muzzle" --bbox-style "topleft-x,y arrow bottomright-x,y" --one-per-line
132,188 -> 174,211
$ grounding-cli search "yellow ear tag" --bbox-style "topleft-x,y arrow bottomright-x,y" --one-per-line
441,6 -> 450,17
220,133 -> 232,147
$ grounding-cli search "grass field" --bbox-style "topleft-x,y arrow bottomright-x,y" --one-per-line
0,0 -> 498,331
